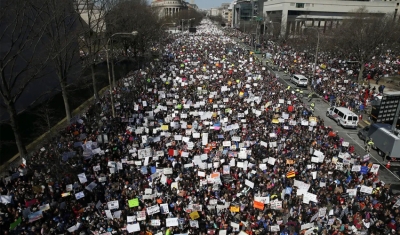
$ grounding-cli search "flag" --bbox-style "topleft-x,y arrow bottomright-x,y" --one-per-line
286,171 -> 296,178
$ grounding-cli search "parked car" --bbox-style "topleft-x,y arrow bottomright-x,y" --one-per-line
290,74 -> 308,87
326,106 -> 359,128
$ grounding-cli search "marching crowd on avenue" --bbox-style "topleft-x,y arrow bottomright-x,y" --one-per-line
0,20 -> 399,235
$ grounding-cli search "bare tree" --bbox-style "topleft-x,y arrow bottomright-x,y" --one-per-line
107,0 -> 161,58
27,99 -> 58,133
41,0 -> 82,123
328,8 -> 397,82
0,0 -> 52,159
75,0 -> 110,99
164,9 -> 204,29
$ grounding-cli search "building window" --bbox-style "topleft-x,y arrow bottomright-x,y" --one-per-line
296,3 -> 305,8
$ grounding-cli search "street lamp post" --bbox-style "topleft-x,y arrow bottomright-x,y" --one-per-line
106,31 -> 138,117
251,16 -> 259,51
302,26 -> 320,81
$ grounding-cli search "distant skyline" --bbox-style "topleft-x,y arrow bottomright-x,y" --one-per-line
195,0 -> 231,9
147,0 -> 232,10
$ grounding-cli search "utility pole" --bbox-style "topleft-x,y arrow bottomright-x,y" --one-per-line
251,0 -> 254,19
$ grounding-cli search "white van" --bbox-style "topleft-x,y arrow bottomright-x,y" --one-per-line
326,106 -> 359,128
290,74 -> 308,87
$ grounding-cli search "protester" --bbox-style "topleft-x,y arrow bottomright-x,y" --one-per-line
1,19 -> 399,235
227,28 -> 399,110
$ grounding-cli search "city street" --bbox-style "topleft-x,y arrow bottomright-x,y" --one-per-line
2,0 -> 399,232
273,63 -> 400,192
235,37 -> 400,192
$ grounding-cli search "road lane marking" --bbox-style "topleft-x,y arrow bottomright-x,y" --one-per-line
346,133 -> 400,181
266,58 -> 400,180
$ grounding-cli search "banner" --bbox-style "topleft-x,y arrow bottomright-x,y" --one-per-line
28,211 -> 43,223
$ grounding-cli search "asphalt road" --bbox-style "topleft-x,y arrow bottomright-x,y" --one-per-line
233,38 -> 400,193
273,64 -> 400,193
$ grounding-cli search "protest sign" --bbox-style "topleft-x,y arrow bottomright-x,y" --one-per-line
107,200 -> 119,210
128,198 -> 139,208
253,201 -> 264,210
166,218 -> 179,227
127,224 -> 140,233
147,205 -> 160,215
189,211 -> 200,220
28,211 -> 43,223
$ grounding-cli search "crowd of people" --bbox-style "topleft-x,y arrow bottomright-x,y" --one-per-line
1,20 -> 400,235
227,28 -> 399,112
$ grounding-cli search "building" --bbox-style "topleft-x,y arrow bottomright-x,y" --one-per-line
151,0 -> 188,18
220,3 -> 231,22
74,0 -> 106,33
227,3 -> 234,24
210,8 -> 221,16
186,1 -> 199,10
262,0 -> 400,37
232,0 -> 259,28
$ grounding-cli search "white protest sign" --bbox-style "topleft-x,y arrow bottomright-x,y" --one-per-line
351,165 -> 361,172
127,216 -> 136,223
160,204 -> 169,214
137,211 -> 146,221
360,185 -> 373,194
163,168 -> 173,175
270,225 -> 280,231
267,157 -> 276,165
147,205 -> 160,215
255,196 -> 269,204
151,219 -> 161,226
245,179 -> 254,188
105,210 -> 113,219
301,223 -> 313,230
190,220 -> 199,228
166,218 -> 179,227
319,207 -> 327,217
370,164 -> 380,174
75,191 -> 85,200
107,200 -> 119,210
0,195 -> 12,204
127,224 -> 140,233
77,173 -> 87,184
145,188 -> 152,195
347,188 -> 357,197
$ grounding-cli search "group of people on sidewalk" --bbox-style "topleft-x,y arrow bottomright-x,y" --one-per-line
1,20 -> 399,235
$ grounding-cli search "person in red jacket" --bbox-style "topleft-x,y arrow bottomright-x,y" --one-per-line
387,220 -> 396,230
